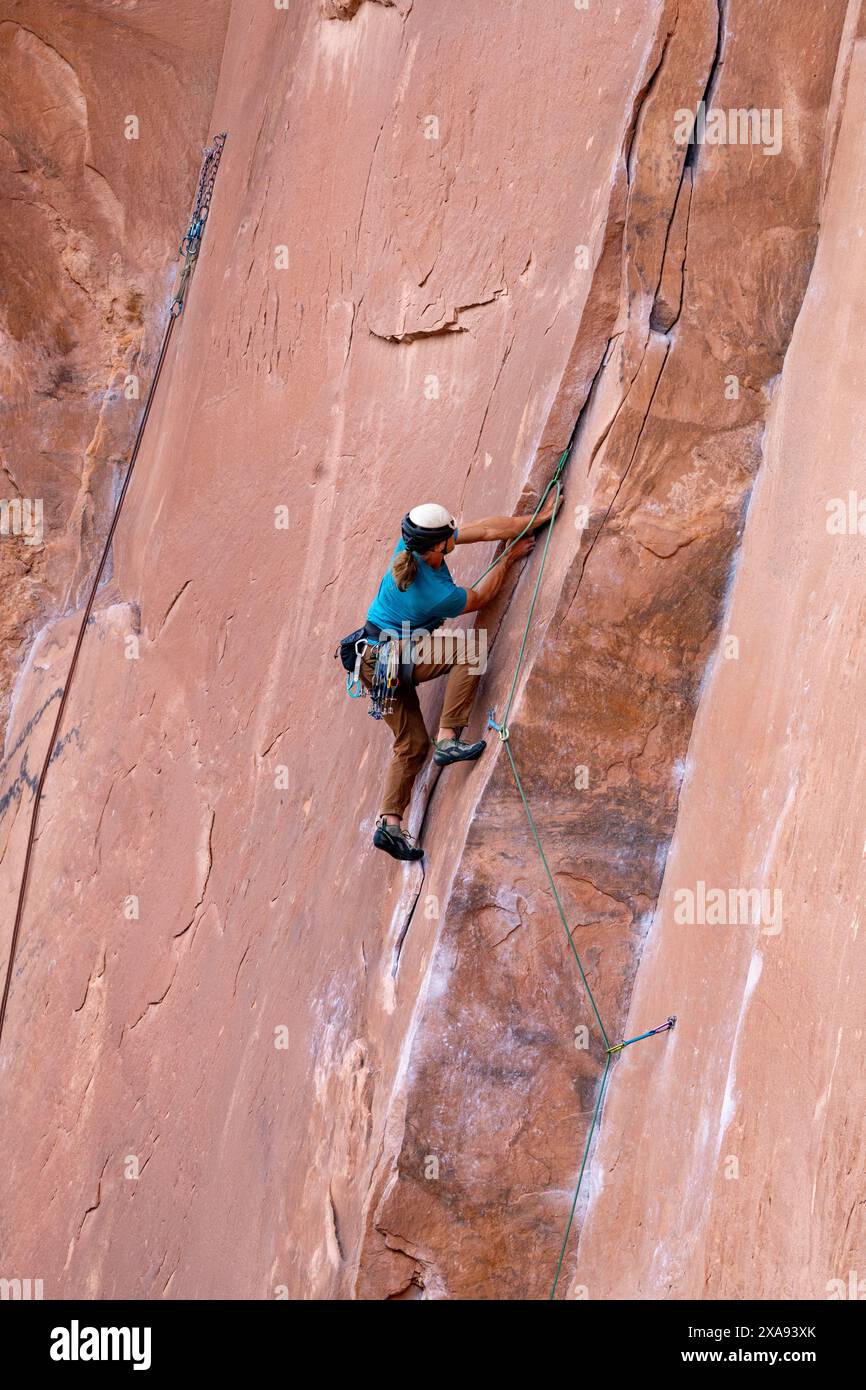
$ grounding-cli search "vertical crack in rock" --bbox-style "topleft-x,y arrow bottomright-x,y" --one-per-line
0,0 -> 856,1304
355,0 -> 851,1300
327,1183 -> 346,1263
685,0 -> 727,173
651,169 -> 693,332
624,2 -> 680,185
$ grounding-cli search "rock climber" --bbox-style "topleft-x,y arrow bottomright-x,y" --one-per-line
358,499 -> 556,861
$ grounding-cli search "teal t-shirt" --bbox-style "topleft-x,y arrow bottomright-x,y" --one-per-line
367,539 -> 467,634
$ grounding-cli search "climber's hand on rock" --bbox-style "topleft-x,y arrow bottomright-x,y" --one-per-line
509,535 -> 536,562
532,494 -> 560,530
464,535 -> 536,613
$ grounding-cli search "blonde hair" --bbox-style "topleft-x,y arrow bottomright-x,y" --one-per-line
392,548 -> 419,591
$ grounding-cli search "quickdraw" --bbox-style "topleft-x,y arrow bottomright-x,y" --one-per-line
605,1016 -> 677,1056
346,637 -> 368,699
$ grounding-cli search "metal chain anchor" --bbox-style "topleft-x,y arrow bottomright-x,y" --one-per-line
171,131 -> 227,316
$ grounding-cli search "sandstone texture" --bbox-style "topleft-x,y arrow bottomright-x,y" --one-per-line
574,14 -> 866,1300
0,0 -> 230,728
0,0 -> 862,1301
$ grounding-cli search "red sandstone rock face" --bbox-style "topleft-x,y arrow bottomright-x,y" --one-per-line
0,0 -> 860,1301
573,18 -> 866,1300
0,0 -> 230,728
354,0 -> 854,1299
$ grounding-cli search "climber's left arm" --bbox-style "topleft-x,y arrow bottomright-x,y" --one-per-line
455,495 -> 558,545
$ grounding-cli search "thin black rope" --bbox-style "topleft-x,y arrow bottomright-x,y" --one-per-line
0,315 -> 176,1052
0,133 -> 227,1054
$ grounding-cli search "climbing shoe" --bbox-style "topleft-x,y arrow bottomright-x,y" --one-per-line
432,736 -> 487,767
373,818 -> 424,862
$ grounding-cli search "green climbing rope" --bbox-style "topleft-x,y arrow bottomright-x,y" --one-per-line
478,442 -> 674,1301
501,737 -> 609,1051
471,445 -> 570,588
548,1053 -> 612,1297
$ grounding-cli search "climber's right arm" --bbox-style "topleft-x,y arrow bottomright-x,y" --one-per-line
456,496 -> 560,545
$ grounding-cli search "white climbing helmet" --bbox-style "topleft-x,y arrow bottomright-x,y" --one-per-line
408,502 -> 456,530
401,502 -> 457,553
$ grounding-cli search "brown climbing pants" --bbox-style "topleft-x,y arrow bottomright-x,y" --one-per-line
361,631 -> 482,819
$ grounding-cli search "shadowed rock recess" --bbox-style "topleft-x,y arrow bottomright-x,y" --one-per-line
0,0 -> 862,1300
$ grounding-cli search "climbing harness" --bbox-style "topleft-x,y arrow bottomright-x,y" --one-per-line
335,619 -> 418,710
478,439 -> 676,1300
0,133 -> 228,1055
